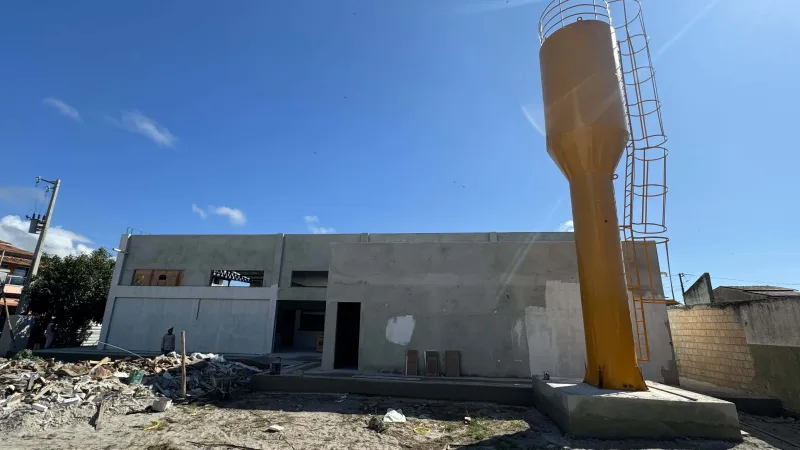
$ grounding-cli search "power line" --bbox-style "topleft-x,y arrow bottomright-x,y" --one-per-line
668,273 -> 800,287
707,276 -> 800,287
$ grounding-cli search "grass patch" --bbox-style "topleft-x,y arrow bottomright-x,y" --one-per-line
442,421 -> 461,432
466,418 -> 494,440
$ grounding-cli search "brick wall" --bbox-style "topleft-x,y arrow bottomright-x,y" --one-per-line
668,306 -> 755,390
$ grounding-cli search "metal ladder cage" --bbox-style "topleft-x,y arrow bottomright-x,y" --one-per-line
538,0 -> 676,362
609,0 -> 676,362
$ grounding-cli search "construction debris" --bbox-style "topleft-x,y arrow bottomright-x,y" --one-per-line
152,397 -> 172,412
368,415 -> 386,433
0,352 -> 261,432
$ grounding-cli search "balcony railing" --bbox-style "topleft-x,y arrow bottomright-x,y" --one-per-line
1,274 -> 26,286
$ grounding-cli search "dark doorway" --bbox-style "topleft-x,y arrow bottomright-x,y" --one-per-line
334,302 -> 361,369
273,300 -> 326,352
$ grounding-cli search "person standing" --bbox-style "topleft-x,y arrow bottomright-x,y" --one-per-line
44,318 -> 56,349
161,327 -> 175,355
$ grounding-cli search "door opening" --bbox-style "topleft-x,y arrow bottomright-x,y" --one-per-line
334,302 -> 361,369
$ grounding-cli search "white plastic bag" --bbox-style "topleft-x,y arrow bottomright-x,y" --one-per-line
383,408 -> 406,423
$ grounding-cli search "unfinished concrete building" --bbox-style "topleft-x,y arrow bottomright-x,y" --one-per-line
97,231 -> 677,383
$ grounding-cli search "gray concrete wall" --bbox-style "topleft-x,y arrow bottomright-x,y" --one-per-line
684,273 -> 714,306
670,299 -> 800,412
739,298 -> 800,347
326,241 -> 557,377
98,284 -> 277,355
106,296 -> 273,354
120,234 -> 281,286
100,231 -> 675,379
713,287 -> 768,303
323,239 -> 675,381
325,241 -> 579,377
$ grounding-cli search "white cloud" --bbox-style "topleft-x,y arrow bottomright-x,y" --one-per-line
304,215 -> 336,234
42,97 -> 82,123
0,186 -> 46,205
191,203 -> 207,219
558,219 -> 574,232
521,104 -> 546,137
0,215 -> 93,257
110,110 -> 177,147
191,204 -> 246,225
210,206 -> 246,225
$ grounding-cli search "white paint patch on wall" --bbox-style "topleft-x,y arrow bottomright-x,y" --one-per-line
385,315 -> 415,345
525,281 -> 586,379
526,280 -> 675,383
512,318 -> 525,349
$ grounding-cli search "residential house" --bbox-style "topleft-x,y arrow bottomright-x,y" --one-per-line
0,240 -> 33,313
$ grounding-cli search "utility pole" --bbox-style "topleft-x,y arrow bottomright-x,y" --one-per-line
678,273 -> 687,298
16,177 -> 60,315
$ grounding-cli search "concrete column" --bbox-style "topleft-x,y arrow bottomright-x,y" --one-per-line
271,234 -> 285,287
321,300 -> 338,370
97,234 -> 130,350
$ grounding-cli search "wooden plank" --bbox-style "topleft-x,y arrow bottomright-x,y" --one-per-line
132,269 -> 153,286
89,357 -> 111,374
445,350 -> 461,377
181,331 -> 187,398
405,350 -> 419,376
32,384 -> 52,400
152,270 -> 168,286
92,398 -> 108,431
425,351 -> 440,377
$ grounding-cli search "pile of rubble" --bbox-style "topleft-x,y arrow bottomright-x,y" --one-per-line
0,351 -> 262,432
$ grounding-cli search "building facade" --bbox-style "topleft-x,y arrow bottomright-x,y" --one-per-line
0,240 -> 33,312
98,232 -> 677,382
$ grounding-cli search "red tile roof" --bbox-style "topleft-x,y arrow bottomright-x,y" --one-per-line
0,240 -> 32,267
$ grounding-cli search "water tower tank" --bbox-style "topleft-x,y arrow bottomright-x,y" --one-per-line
539,3 -> 645,391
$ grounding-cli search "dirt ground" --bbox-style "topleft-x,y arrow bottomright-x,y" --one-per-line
3,391 -> 796,450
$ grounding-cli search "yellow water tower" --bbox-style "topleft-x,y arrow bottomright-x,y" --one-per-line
539,9 -> 646,390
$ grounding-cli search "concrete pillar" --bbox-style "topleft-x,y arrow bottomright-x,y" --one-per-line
321,300 -> 338,370
97,234 -> 131,350
271,234 -> 284,287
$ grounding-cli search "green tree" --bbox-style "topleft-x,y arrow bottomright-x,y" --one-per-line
26,248 -> 114,346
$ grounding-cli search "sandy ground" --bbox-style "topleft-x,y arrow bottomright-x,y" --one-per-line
3,391 -> 796,450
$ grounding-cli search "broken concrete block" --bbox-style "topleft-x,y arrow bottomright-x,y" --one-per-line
5,393 -> 22,407
62,397 -> 81,405
267,424 -> 284,432
152,398 -> 172,412
32,403 -> 48,412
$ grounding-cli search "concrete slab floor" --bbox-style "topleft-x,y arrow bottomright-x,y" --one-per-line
532,376 -> 742,441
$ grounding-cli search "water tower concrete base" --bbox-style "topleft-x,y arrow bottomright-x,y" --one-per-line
532,376 -> 742,441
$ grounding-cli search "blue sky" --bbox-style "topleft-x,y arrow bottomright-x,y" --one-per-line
1,0 -> 798,296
